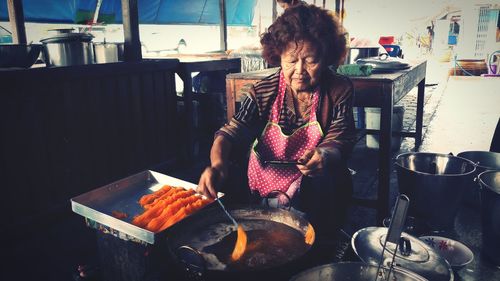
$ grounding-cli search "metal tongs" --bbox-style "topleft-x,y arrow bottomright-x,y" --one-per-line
264,160 -> 300,166
374,194 -> 410,281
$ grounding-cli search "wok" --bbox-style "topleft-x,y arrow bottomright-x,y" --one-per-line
166,204 -> 315,281
0,43 -> 42,68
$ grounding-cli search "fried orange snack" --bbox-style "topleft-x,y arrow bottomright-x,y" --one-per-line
132,185 -> 214,232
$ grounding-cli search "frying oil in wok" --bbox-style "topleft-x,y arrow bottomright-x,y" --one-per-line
203,220 -> 309,270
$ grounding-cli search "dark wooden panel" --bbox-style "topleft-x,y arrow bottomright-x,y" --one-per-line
140,72 -> 156,166
0,60 -> 180,229
153,72 -> 168,161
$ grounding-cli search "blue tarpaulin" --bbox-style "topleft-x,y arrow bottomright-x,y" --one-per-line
0,0 -> 256,26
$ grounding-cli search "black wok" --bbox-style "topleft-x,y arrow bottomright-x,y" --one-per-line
0,43 -> 42,68
166,204 -> 315,281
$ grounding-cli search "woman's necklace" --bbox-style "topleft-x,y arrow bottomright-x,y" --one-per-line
292,91 -> 313,118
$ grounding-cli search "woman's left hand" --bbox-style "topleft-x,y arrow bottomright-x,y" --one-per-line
297,147 -> 341,177
297,148 -> 328,177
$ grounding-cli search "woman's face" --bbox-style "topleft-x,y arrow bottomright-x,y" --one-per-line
278,2 -> 291,9
280,40 -> 324,94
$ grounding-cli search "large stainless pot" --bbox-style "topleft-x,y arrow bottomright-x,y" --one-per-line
395,152 -> 476,230
477,170 -> 500,266
166,204 -> 315,281
41,32 -> 94,67
290,262 -> 428,281
457,151 -> 500,208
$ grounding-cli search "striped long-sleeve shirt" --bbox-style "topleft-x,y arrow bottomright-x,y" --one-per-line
217,68 -> 356,161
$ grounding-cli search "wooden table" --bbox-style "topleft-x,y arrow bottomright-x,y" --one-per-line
151,54 -> 242,162
225,60 -> 427,220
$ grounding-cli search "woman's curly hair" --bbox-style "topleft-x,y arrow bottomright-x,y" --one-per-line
261,4 -> 346,67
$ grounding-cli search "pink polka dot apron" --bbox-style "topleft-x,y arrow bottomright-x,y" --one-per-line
248,71 -> 324,199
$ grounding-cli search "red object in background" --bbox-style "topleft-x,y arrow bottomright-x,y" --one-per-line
379,36 -> 394,45
379,36 -> 395,53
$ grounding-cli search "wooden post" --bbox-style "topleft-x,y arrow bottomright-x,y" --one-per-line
272,0 -> 277,22
219,0 -> 227,51
121,0 -> 142,61
7,0 -> 27,44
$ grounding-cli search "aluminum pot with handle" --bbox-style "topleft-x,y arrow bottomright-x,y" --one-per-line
290,261 -> 428,281
41,31 -> 94,67
166,204 -> 315,281
352,227 -> 453,281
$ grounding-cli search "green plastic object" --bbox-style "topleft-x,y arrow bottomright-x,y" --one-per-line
337,64 -> 373,76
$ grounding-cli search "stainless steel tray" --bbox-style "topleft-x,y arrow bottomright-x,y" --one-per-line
71,170 -> 211,244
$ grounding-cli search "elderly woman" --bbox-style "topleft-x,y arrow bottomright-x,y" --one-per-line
197,4 -> 355,237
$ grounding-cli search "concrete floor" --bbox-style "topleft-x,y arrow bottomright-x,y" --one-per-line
3,57 -> 499,281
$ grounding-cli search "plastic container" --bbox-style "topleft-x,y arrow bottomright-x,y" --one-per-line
364,106 -> 404,151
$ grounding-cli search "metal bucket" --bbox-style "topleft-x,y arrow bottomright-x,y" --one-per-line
477,170 -> 500,266
395,152 -> 476,231
457,151 -> 500,208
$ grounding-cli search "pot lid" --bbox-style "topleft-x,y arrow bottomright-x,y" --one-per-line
40,32 -> 94,44
352,227 -> 453,281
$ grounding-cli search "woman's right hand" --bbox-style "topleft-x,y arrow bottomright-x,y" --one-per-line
197,165 -> 227,199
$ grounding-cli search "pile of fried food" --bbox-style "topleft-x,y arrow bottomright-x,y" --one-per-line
131,185 -> 213,232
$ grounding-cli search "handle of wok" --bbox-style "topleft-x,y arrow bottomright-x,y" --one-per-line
176,245 -> 206,281
264,190 -> 292,211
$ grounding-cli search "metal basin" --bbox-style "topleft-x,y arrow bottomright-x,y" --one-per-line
395,152 -> 476,230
